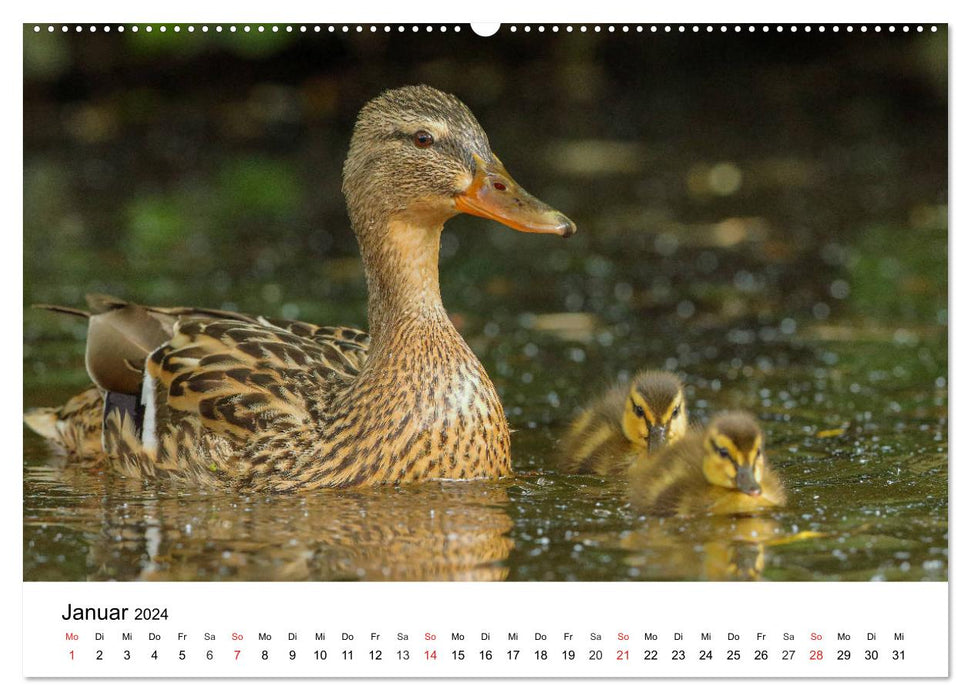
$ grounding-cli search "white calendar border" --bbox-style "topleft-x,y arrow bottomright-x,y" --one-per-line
7,0 -> 961,696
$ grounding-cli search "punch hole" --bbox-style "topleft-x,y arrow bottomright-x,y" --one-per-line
471,23 -> 500,37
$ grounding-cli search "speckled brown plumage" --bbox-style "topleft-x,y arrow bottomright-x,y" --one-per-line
101,306 -> 510,491
26,85 -> 575,491
24,386 -> 105,462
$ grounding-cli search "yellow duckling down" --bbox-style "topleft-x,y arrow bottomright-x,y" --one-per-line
558,370 -> 688,474
628,411 -> 786,516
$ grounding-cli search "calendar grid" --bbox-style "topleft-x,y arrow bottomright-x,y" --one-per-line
23,582 -> 948,678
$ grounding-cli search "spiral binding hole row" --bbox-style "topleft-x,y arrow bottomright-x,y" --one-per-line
31,24 -> 940,35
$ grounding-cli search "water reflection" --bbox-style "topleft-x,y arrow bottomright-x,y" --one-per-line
25,465 -> 513,581
618,517 -> 779,581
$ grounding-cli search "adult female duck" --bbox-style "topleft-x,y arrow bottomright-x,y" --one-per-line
25,85 -> 576,491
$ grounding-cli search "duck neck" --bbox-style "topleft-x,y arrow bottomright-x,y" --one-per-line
357,213 -> 450,346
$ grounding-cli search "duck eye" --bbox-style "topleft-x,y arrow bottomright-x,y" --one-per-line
413,130 -> 435,148
632,401 -> 644,418
671,405 -> 681,418
717,447 -> 730,459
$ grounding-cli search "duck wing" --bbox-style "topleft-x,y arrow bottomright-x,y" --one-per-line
146,316 -> 366,444
33,296 -> 371,450
255,319 -> 370,373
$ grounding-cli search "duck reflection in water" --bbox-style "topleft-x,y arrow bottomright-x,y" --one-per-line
53,473 -> 515,581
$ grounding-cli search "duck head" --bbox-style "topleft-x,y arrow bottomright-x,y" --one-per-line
342,85 -> 576,238
701,412 -> 766,496
621,370 -> 688,453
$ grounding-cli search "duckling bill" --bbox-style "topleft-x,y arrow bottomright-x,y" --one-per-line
628,411 -> 786,517
25,85 -> 576,491
558,370 -> 687,474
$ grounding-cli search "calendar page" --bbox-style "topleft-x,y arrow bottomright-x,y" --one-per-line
20,8 -> 950,686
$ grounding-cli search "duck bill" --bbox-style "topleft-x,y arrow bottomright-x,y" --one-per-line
454,154 -> 576,237
735,466 -> 762,497
647,424 -> 667,453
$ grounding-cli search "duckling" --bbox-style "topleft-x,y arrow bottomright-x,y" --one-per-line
24,85 -> 576,491
628,411 -> 786,516
558,370 -> 687,474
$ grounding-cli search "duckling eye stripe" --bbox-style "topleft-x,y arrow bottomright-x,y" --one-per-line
632,398 -> 656,423
710,438 -> 740,469
663,402 -> 681,421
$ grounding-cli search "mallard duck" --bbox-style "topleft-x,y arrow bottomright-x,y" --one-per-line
24,85 -> 576,491
557,370 -> 687,474
628,411 -> 786,516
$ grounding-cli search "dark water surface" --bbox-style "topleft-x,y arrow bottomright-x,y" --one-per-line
23,27 -> 947,581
